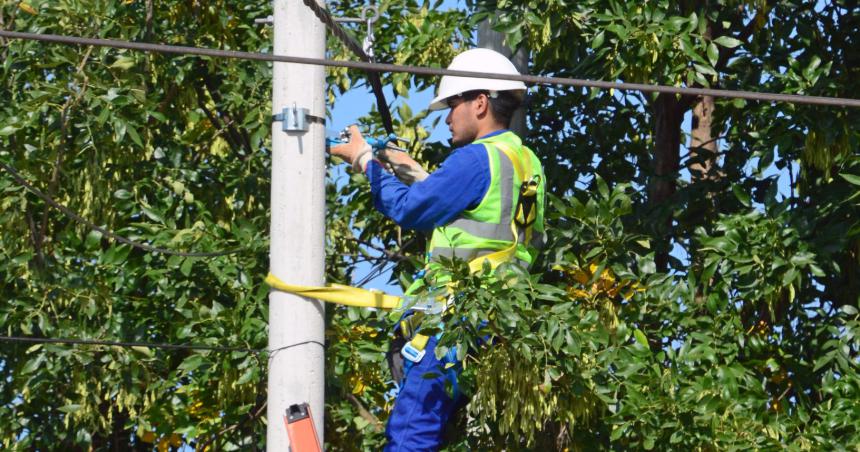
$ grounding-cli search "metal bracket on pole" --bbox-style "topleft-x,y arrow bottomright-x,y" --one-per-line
272,104 -> 325,133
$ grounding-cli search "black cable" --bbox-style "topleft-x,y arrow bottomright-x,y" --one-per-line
0,159 -> 244,258
1,30 -> 857,108
0,335 -> 259,353
0,335 -> 325,355
299,0 -> 395,134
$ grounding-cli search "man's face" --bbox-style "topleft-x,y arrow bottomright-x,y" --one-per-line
445,95 -> 480,147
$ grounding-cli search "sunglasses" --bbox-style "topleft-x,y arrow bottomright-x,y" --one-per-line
445,95 -> 470,109
445,91 -> 491,109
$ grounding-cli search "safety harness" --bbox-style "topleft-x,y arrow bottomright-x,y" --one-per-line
265,140 -> 541,368
397,142 -> 540,366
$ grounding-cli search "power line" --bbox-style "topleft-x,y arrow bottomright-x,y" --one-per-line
0,159 -> 245,258
0,335 -> 260,354
1,30 -> 858,108
300,0 -> 395,135
0,335 -> 325,355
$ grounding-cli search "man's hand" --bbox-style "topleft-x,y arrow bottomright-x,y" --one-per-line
329,125 -> 372,172
377,148 -> 429,185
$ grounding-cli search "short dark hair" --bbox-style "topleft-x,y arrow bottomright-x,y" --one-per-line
461,90 -> 522,127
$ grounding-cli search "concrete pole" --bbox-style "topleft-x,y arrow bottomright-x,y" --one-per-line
268,0 -> 327,448
477,21 -> 529,136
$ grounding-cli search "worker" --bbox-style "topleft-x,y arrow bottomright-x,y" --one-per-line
330,48 -> 546,451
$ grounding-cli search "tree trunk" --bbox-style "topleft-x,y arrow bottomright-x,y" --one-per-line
649,94 -> 683,272
477,20 -> 529,136
689,95 -> 717,182
689,94 -> 720,305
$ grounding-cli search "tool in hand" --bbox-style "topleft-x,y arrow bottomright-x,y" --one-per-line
326,127 -> 411,154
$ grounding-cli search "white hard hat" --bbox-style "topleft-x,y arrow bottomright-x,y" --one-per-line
428,48 -> 527,111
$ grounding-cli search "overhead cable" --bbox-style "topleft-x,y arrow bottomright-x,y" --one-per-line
299,0 -> 396,134
0,335 -> 325,354
1,30 -> 858,108
0,335 -> 260,354
0,159 -> 244,257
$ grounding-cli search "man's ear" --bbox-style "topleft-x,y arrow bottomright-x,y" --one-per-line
474,93 -> 490,118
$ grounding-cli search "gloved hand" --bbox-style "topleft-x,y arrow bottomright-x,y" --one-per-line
377,147 -> 429,185
329,125 -> 373,172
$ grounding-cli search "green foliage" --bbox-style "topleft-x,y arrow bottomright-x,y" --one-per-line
0,0 -> 467,449
1,0 -> 859,450
409,184 -> 860,450
1,0 -> 274,448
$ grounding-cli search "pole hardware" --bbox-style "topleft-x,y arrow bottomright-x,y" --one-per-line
272,103 -> 325,133
332,4 -> 379,23
330,5 -> 379,58
254,15 -> 274,25
362,5 -> 378,58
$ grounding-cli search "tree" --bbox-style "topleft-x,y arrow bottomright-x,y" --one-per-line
422,0 -> 860,448
0,0 -> 465,449
1,0 -> 276,448
1,0 -> 858,450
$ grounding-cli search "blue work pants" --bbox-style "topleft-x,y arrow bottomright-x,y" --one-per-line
384,336 -> 462,451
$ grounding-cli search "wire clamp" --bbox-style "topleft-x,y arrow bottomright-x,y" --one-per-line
272,103 -> 324,133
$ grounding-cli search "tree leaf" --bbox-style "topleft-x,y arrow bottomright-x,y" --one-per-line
707,42 -> 719,66
113,189 -> 133,200
732,184 -> 751,207
58,404 -> 82,414
85,229 -> 103,250
591,31 -> 605,49
110,56 -> 135,70
839,173 -> 860,186
634,329 -> 649,348
714,36 -> 742,48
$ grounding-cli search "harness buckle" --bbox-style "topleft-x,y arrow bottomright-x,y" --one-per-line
401,341 -> 426,363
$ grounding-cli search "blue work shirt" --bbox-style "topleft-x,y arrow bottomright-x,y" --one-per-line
365,130 -> 508,231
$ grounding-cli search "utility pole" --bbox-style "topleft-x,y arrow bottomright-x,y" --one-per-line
268,0 -> 327,448
478,21 -> 529,135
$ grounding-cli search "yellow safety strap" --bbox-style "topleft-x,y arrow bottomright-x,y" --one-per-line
265,273 -> 403,310
466,221 -> 520,274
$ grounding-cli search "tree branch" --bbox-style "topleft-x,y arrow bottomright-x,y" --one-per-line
144,0 -> 154,41
346,393 -> 383,432
679,3 -> 768,111
198,64 -> 253,155
193,82 -> 233,143
0,4 -> 17,61
354,237 -> 410,262
197,399 -> 267,451
25,208 -> 45,268
37,46 -> 93,254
